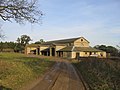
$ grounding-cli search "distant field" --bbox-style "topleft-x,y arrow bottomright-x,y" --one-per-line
0,53 -> 55,90
73,58 -> 120,90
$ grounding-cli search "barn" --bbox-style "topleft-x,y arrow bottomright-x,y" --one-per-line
25,37 -> 106,58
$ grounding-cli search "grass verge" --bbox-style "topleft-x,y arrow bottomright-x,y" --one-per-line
73,58 -> 120,90
0,53 -> 55,90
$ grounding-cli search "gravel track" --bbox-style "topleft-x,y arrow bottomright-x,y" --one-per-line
30,60 -> 86,90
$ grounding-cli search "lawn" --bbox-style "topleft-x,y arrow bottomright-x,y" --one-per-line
0,53 -> 55,90
73,58 -> 120,90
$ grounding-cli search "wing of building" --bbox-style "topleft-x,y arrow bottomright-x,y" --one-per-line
25,37 -> 106,58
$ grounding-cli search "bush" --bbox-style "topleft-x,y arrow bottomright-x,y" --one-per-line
73,58 -> 120,90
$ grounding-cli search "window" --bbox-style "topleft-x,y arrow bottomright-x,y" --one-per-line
81,39 -> 83,41
93,52 -> 96,54
100,53 -> 103,56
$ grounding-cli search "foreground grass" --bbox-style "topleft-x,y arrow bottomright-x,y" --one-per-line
0,53 -> 55,90
73,58 -> 120,90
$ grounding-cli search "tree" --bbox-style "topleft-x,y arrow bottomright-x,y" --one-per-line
0,41 -> 4,51
0,41 -> 16,52
107,46 -> 118,56
17,35 -> 32,46
94,45 -> 119,56
116,44 -> 120,57
0,0 -> 43,24
35,39 -> 45,44
14,43 -> 24,52
15,35 -> 32,52
94,45 -> 107,51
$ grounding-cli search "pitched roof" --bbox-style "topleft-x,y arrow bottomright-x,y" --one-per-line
57,46 -> 73,51
42,37 -> 87,45
73,47 -> 103,52
26,37 -> 89,47
57,46 -> 104,52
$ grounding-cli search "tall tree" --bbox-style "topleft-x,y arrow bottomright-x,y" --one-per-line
0,41 -> 4,51
17,35 -> 32,46
0,0 -> 43,24
15,35 -> 32,52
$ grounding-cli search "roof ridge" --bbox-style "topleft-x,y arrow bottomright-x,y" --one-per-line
46,37 -> 80,42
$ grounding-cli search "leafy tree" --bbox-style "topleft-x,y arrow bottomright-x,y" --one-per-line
14,43 -> 24,52
0,41 -> 16,52
107,46 -> 118,56
0,41 -> 4,51
8,42 -> 16,49
94,45 -> 107,51
116,44 -> 120,56
35,39 -> 45,44
15,35 -> 32,52
94,45 -> 119,56
0,0 -> 43,24
17,35 -> 32,46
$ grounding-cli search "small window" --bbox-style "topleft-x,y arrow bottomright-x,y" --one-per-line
85,52 -> 87,54
100,53 -> 103,56
81,39 -> 83,41
94,52 -> 96,54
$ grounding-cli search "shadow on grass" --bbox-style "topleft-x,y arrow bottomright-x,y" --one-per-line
0,85 -> 12,90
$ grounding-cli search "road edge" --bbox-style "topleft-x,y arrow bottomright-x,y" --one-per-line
72,63 -> 90,90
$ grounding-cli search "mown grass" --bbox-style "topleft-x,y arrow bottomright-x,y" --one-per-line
0,53 -> 55,90
73,58 -> 120,90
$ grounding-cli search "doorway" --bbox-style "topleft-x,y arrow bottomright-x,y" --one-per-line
52,48 -> 55,56
37,48 -> 40,55
76,53 -> 80,59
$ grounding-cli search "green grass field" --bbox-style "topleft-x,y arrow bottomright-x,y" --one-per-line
0,53 -> 55,90
73,58 -> 120,90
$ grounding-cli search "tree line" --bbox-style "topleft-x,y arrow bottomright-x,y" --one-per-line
0,35 -> 45,53
0,35 -> 31,53
94,45 -> 120,57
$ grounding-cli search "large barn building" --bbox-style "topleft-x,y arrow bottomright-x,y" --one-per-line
25,37 -> 106,59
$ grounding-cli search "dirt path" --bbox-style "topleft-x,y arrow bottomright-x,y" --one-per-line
30,60 -> 86,90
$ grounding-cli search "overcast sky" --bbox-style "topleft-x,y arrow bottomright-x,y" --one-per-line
1,0 -> 120,46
